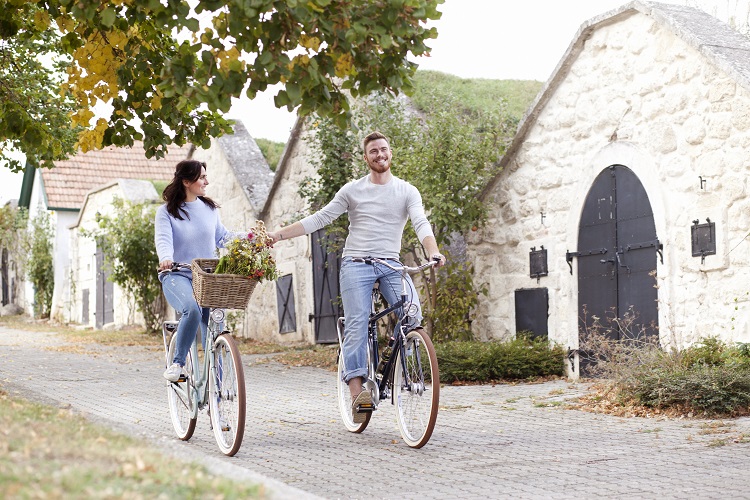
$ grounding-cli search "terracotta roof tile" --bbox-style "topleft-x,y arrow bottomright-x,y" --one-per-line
40,142 -> 190,210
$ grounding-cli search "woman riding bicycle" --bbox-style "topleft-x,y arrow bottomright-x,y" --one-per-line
268,131 -> 445,423
155,159 -> 247,382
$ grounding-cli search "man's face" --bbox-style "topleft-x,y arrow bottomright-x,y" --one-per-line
364,138 -> 392,174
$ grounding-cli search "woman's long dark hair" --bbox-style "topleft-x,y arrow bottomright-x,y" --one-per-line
162,160 -> 218,219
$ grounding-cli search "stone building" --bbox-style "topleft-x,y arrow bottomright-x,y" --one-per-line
468,1 -> 750,375
246,120 -> 325,344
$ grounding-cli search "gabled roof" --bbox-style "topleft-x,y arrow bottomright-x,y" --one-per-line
217,120 -> 275,210
40,142 -> 191,211
71,179 -> 160,229
481,1 -> 750,199
259,117 -> 304,222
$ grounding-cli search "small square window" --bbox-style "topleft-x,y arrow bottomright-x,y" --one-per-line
529,247 -> 548,279
691,220 -> 716,260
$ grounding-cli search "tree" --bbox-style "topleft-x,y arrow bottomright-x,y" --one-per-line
25,210 -> 54,318
304,89 -> 511,338
1,0 -> 442,171
0,1 -> 79,172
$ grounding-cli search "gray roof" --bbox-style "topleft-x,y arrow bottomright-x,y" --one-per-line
481,1 -> 750,199
219,120 -> 275,210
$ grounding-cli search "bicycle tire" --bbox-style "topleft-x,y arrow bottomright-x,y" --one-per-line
393,328 -> 439,448
336,350 -> 370,432
166,333 -> 197,441
209,333 -> 246,456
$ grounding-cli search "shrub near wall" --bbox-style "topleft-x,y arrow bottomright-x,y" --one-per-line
436,337 -> 565,383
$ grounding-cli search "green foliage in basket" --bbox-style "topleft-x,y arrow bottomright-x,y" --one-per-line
214,221 -> 280,282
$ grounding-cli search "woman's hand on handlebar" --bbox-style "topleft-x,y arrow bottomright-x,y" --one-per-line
158,259 -> 174,272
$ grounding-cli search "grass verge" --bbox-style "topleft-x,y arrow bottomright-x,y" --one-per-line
0,389 -> 261,498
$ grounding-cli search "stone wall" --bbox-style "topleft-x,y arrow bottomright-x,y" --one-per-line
244,124 -> 317,343
469,12 -> 750,355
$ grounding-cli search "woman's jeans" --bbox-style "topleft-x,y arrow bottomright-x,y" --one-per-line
339,257 -> 422,383
161,273 -> 209,366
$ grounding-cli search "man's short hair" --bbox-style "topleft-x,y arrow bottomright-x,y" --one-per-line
363,131 -> 389,152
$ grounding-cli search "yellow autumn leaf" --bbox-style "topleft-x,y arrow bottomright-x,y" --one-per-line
334,53 -> 354,77
33,10 -> 51,31
151,95 -> 162,110
55,15 -> 75,32
299,34 -> 321,51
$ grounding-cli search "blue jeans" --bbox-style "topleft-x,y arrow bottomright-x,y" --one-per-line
339,257 -> 422,383
161,273 -> 209,366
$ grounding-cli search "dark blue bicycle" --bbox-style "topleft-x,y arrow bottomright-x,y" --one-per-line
336,257 -> 440,448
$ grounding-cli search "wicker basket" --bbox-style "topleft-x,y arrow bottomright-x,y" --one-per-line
191,258 -> 258,309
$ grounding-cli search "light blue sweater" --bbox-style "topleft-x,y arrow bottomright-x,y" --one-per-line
154,200 -> 233,280
299,174 -> 434,259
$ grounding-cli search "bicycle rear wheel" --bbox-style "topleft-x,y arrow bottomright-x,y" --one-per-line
393,328 -> 439,448
209,333 -> 246,456
337,350 -> 370,432
166,333 -> 197,440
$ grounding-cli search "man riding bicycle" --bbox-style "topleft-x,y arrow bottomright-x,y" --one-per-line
268,131 -> 445,423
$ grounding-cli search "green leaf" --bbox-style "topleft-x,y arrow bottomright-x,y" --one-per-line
100,7 -> 117,27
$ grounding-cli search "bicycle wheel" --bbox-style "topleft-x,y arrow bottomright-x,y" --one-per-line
337,350 -> 370,432
166,333 -> 197,440
209,333 -> 246,456
393,328 -> 439,448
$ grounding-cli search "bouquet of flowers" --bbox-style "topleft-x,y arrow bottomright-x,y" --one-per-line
214,220 -> 280,282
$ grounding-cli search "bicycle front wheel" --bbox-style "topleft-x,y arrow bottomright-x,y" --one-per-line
337,350 -> 370,432
166,333 -> 197,441
393,328 -> 439,448
209,333 -> 246,456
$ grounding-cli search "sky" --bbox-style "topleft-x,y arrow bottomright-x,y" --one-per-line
0,0 -> 742,204
227,0 -> 705,143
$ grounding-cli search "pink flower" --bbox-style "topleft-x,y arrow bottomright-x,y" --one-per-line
247,231 -> 255,239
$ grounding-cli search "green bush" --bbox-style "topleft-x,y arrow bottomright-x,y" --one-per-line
435,338 -> 565,383
625,364 -> 750,416
593,336 -> 750,416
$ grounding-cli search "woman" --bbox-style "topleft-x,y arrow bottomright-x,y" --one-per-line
155,159 -> 236,382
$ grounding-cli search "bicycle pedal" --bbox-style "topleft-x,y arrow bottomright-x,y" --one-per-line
357,403 -> 374,413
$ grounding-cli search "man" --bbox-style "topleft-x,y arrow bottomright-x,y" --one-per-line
268,131 -> 445,422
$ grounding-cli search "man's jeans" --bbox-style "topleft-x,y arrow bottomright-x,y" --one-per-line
339,257 -> 422,383
161,273 -> 209,366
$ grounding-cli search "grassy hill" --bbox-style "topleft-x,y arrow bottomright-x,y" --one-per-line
253,71 -> 543,164
411,70 -> 543,120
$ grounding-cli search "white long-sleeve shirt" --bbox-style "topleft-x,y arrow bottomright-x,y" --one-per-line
299,174 -> 434,259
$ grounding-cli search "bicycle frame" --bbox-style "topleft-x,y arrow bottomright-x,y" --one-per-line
163,306 -> 226,419
337,257 -> 435,408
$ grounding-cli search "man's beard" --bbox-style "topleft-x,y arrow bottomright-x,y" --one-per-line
369,159 -> 390,173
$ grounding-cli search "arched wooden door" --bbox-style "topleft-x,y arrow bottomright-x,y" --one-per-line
574,165 -> 660,346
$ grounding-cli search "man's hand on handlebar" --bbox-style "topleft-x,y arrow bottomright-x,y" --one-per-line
431,253 -> 446,268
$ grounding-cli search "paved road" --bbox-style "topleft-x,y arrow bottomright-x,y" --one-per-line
2,326 -> 750,499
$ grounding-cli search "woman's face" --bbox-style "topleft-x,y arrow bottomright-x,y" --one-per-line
183,166 -> 208,200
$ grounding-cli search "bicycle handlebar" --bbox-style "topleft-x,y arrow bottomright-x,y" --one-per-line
157,262 -> 191,276
351,256 -> 439,274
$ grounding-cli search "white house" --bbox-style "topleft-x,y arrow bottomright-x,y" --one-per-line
68,179 -> 161,327
58,121 -> 273,330
18,142 -> 188,320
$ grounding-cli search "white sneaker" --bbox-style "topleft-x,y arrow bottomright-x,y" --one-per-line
163,363 -> 183,382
